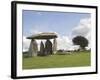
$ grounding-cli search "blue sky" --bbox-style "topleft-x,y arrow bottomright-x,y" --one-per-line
22,10 -> 90,37
22,10 -> 91,51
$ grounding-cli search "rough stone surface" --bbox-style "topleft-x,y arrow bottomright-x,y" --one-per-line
45,39 -> 52,55
27,32 -> 57,39
52,38 -> 57,54
28,39 -> 38,57
39,41 -> 45,56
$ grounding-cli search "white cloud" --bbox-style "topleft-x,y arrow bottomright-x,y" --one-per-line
56,35 -> 80,50
72,18 -> 91,37
36,12 -> 43,15
57,36 -> 72,50
23,36 -> 31,52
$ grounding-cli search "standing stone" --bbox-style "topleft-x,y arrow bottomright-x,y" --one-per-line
45,39 -> 52,55
28,39 -> 38,57
52,38 -> 57,54
39,41 -> 45,56
27,32 -> 58,56
28,40 -> 33,57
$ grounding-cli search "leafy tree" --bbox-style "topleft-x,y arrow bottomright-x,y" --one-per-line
72,36 -> 88,50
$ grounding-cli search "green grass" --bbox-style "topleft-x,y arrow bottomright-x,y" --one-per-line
22,51 -> 91,69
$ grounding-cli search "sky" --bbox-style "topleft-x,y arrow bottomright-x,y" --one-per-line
22,10 -> 91,52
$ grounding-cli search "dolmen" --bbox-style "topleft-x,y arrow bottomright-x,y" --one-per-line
27,32 -> 58,57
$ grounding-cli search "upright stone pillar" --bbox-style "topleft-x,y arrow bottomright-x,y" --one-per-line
28,39 -> 38,57
28,40 -> 33,57
39,41 -> 45,56
45,39 -> 52,55
52,38 -> 57,54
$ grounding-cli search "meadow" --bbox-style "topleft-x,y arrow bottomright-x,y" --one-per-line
22,51 -> 91,69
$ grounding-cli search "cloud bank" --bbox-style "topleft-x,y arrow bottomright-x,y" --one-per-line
23,36 -> 31,52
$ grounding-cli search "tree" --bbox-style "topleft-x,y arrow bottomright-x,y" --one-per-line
72,36 -> 88,50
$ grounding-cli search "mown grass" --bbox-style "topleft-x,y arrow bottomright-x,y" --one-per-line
22,51 -> 91,69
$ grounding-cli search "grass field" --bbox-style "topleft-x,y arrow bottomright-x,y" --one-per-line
22,51 -> 91,69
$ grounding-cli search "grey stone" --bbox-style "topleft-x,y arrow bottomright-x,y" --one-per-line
39,41 -> 45,56
52,38 -> 57,54
28,39 -> 38,57
45,39 -> 52,55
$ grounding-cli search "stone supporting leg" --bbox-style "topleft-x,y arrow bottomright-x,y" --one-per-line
52,38 -> 57,54
28,39 -> 38,57
39,41 -> 45,56
45,39 -> 52,55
